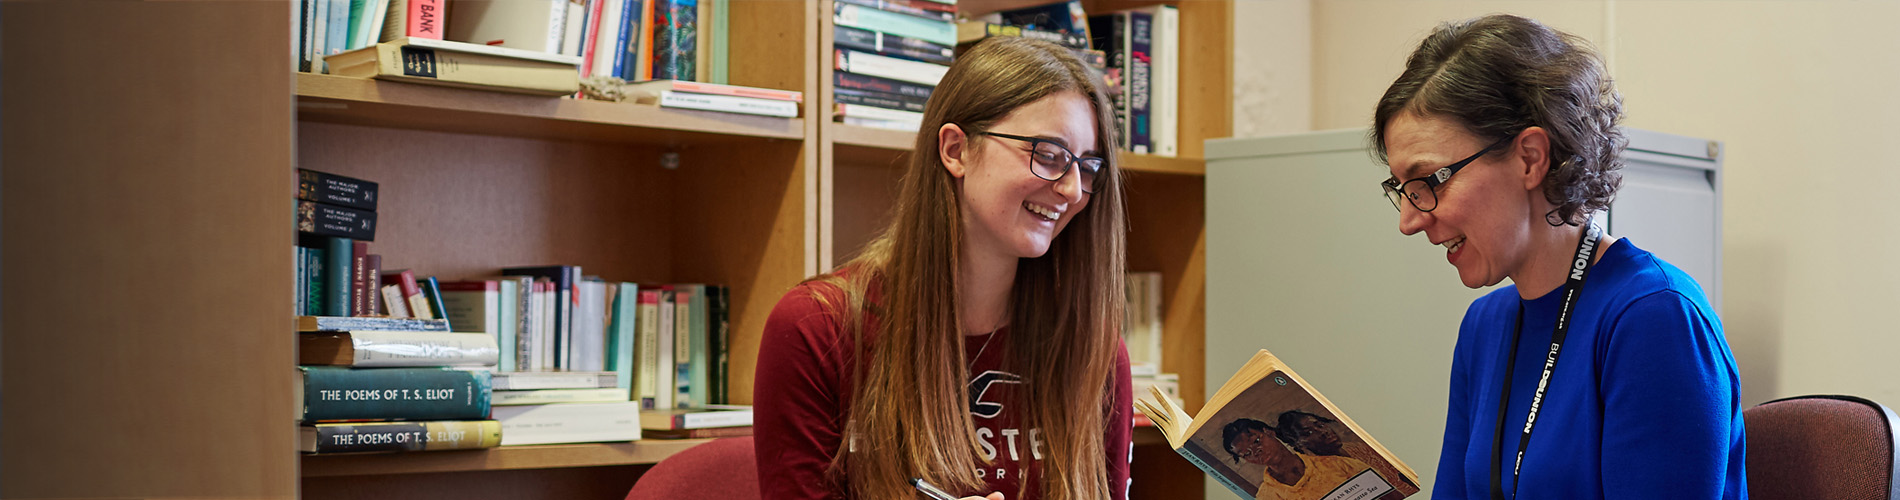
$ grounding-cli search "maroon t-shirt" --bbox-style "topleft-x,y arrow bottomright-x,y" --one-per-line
754,276 -> 1135,500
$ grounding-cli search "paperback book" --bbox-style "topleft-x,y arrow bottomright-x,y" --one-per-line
1136,350 -> 1419,500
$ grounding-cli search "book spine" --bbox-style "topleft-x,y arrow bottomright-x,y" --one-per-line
834,49 -> 947,86
833,88 -> 925,113
1128,10 -> 1152,154
676,409 -> 750,429
580,0 -> 607,75
297,200 -> 378,241
381,285 -> 412,318
673,286 -> 692,408
836,103 -> 923,122
326,0 -> 351,69
1177,444 -> 1253,500
970,22 -> 1089,50
306,248 -> 326,316
296,247 -> 309,317
350,241 -> 369,316
298,315 -> 450,332
655,288 -> 675,409
408,0 -> 446,39
296,0 -> 311,72
562,0 -> 587,57
491,402 -> 643,446
636,289 -> 661,409
610,283 -> 638,391
708,0 -> 727,83
841,116 -> 920,131
323,237 -> 352,317
347,0 -> 369,50
660,81 -> 802,102
307,420 -> 502,453
513,278 -> 535,371
300,331 -> 501,367
492,388 -> 627,405
610,0 -> 638,78
832,3 -> 955,46
543,0 -> 569,53
650,0 -> 697,80
634,0 -> 656,80
420,276 -> 449,329
834,71 -> 933,100
491,372 -> 615,390
299,367 -> 493,422
687,285 -> 709,409
833,0 -> 951,23
710,285 -> 729,405
656,91 -> 798,117
297,170 -> 379,212
365,254 -> 382,317
831,25 -> 953,66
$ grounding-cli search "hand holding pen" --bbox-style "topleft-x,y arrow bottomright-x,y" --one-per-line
911,478 -> 1004,500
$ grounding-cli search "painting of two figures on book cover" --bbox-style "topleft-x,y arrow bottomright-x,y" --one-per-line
1184,371 -> 1419,500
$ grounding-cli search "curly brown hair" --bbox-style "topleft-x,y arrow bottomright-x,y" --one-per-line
1371,14 -> 1625,226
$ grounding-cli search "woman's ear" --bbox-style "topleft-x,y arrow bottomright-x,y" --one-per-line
1514,127 -> 1553,191
940,123 -> 969,178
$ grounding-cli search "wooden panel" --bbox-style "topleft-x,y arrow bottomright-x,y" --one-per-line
1122,154 -> 1206,176
304,465 -> 648,500
298,74 -> 805,144
1173,0 -> 1235,159
297,123 -> 679,283
1,2 -> 298,498
1131,440 -> 1207,499
830,122 -> 920,151
302,440 -> 710,477
1123,172 -> 1207,411
673,141 -> 814,405
727,0 -> 815,94
832,160 -> 908,263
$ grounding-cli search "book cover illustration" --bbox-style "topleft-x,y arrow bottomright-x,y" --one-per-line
1139,350 -> 1419,500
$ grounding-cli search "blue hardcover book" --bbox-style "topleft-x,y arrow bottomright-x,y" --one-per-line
998,0 -> 1090,41
617,0 -> 644,80
325,0 -> 350,70
651,0 -> 697,80
299,366 -> 493,423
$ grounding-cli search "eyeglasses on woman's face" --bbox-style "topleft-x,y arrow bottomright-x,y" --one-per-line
978,131 -> 1106,194
1381,135 -> 1514,213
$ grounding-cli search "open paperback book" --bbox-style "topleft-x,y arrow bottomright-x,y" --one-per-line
1136,350 -> 1420,500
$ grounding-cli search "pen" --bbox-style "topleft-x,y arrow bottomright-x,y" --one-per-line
910,477 -> 959,500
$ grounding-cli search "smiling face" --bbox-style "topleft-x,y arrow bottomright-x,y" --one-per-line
1382,111 -> 1539,289
1288,415 -> 1342,456
947,91 -> 1097,261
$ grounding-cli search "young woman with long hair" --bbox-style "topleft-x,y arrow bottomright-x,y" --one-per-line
753,36 -> 1133,500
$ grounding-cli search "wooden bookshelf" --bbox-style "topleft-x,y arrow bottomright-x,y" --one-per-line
302,440 -> 712,477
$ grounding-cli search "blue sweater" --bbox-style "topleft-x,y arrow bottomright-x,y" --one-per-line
1434,239 -> 1746,500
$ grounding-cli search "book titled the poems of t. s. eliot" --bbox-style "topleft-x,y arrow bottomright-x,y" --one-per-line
1136,350 -> 1419,500
299,366 -> 492,423
299,420 -> 502,454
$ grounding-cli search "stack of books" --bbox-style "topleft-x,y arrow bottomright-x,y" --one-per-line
296,0 -> 448,73
297,316 -> 503,454
831,0 -> 957,130
642,405 -> 754,440
621,79 -> 804,118
296,169 -> 381,319
490,371 -> 644,446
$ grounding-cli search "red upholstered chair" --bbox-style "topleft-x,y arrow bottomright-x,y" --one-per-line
625,437 -> 760,500
1745,395 -> 1900,500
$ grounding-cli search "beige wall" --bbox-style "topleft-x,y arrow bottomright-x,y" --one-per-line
1231,0 -> 1900,447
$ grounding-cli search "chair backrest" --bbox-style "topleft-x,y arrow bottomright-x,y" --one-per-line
625,437 -> 760,500
1745,395 -> 1900,500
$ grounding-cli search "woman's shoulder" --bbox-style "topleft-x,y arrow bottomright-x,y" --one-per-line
1591,238 -> 1716,318
766,266 -> 883,343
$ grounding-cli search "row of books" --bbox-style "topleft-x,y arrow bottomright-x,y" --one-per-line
295,0 -> 727,84
1124,271 -> 1164,376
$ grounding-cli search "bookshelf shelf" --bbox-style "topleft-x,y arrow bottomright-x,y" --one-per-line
301,439 -> 713,477
296,73 -> 806,145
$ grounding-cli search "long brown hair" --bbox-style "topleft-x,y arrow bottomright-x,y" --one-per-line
814,37 -> 1126,500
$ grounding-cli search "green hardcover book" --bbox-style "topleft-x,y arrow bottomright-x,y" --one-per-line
608,283 -> 639,391
325,237 -> 352,317
299,366 -> 492,423
419,276 -> 449,330
306,247 -> 325,316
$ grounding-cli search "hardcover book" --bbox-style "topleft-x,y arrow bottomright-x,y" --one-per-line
642,425 -> 751,440
298,331 -> 501,367
297,168 -> 379,210
300,420 -> 502,453
639,405 -> 751,430
834,71 -> 934,100
492,387 -> 630,406
649,0 -> 698,80
492,401 -> 644,445
325,36 -> 583,96
955,21 -> 1090,50
490,371 -> 619,390
297,201 -> 378,241
1136,350 -> 1419,500
833,25 -> 954,65
298,366 -> 493,423
296,315 -> 451,332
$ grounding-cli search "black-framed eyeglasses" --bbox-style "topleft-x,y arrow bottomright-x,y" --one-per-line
1381,136 -> 1514,213
978,131 -> 1106,194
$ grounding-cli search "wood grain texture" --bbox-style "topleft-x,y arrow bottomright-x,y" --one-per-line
1131,438 -> 1208,499
831,158 -> 907,264
670,140 -> 814,405
2,2 -> 297,498
1123,172 -> 1207,412
1173,0 -> 1234,159
302,440 -> 711,477
297,74 -> 806,144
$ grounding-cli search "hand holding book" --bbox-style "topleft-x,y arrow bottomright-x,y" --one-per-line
1135,350 -> 1419,500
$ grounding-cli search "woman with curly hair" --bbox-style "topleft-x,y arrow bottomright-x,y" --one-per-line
1371,14 -> 1746,500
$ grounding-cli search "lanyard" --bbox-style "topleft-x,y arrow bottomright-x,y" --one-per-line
1489,218 -> 1603,500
